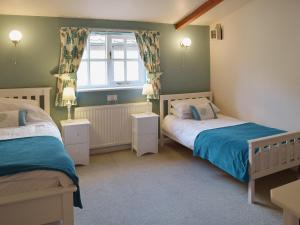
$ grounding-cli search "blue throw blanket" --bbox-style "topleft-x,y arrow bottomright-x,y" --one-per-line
0,136 -> 82,208
194,123 -> 285,182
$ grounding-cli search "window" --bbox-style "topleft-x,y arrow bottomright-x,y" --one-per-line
77,31 -> 146,91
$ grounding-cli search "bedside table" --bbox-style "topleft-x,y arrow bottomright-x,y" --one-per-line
60,119 -> 90,165
131,112 -> 159,157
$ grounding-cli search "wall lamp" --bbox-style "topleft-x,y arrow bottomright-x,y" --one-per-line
9,30 -> 22,47
180,37 -> 192,48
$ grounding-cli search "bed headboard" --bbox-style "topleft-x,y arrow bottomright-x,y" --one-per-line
159,92 -> 213,119
159,92 -> 213,139
0,87 -> 52,114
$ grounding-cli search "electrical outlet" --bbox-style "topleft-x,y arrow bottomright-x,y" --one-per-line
107,95 -> 118,103
107,95 -> 113,102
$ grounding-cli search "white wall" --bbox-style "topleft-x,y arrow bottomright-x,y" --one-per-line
210,0 -> 300,131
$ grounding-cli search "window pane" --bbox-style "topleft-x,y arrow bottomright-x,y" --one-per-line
126,50 -> 138,59
114,61 -> 125,82
126,38 -> 137,45
127,61 -> 139,81
77,61 -> 88,86
78,32 -> 146,90
113,50 -> 124,59
90,45 -> 106,59
90,34 -> 105,44
112,38 -> 124,45
90,61 -> 107,85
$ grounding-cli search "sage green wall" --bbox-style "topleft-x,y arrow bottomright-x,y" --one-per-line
0,15 -> 210,124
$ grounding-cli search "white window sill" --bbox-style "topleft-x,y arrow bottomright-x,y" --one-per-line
77,86 -> 143,93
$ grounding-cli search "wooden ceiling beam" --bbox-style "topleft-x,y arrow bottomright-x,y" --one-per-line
175,0 -> 224,30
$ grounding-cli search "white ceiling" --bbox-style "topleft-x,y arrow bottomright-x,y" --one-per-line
0,0 -> 251,25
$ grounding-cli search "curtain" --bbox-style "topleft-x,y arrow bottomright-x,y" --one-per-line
55,27 -> 89,107
135,31 -> 162,99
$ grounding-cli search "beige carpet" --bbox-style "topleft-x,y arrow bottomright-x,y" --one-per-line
74,142 -> 297,225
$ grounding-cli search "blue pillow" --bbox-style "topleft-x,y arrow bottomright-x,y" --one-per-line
190,105 -> 201,120
190,103 -> 217,121
19,110 -> 27,126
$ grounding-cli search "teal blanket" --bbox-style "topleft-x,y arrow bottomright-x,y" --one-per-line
0,136 -> 82,208
193,123 -> 285,182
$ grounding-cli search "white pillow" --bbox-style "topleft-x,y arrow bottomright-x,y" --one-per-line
170,98 -> 220,119
0,110 -> 19,128
170,108 -> 191,119
0,98 -> 52,123
192,98 -> 220,113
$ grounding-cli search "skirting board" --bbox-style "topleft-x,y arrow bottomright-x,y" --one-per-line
90,144 -> 132,155
89,138 -> 169,155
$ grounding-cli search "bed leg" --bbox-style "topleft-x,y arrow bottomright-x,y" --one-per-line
160,134 -> 165,147
62,192 -> 74,225
248,178 -> 255,204
283,209 -> 299,225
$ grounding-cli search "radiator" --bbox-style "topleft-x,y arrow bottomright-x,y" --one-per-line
75,102 -> 151,149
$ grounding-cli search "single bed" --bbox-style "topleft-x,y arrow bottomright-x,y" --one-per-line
0,87 -> 78,225
163,114 -> 244,150
160,92 -> 300,203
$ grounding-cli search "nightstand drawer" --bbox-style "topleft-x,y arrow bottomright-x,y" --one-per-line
65,143 -> 89,165
132,117 -> 158,134
63,124 -> 89,145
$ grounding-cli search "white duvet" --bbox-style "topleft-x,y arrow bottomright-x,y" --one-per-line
0,98 -> 72,197
0,121 -> 62,141
0,97 -> 61,141
162,114 -> 246,149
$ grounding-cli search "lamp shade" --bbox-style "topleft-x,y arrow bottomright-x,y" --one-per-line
142,84 -> 154,96
9,30 -> 22,42
180,37 -> 192,47
62,87 -> 76,101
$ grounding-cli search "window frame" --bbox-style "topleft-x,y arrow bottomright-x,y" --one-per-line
77,31 -> 146,91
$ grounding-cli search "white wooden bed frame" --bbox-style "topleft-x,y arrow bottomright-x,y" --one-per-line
0,87 -> 77,225
160,92 -> 300,204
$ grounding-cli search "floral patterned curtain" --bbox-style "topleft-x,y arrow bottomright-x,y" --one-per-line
55,27 -> 89,107
135,31 -> 162,99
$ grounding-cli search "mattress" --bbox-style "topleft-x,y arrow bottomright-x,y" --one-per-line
162,114 -> 245,149
0,120 -> 72,197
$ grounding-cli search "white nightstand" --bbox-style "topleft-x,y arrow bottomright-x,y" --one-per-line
131,112 -> 159,157
60,119 -> 90,165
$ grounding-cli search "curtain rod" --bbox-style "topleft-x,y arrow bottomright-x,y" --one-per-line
88,28 -> 158,33
88,28 -> 137,33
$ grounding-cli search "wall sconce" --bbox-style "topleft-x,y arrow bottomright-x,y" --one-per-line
180,37 -> 192,48
9,30 -> 22,47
